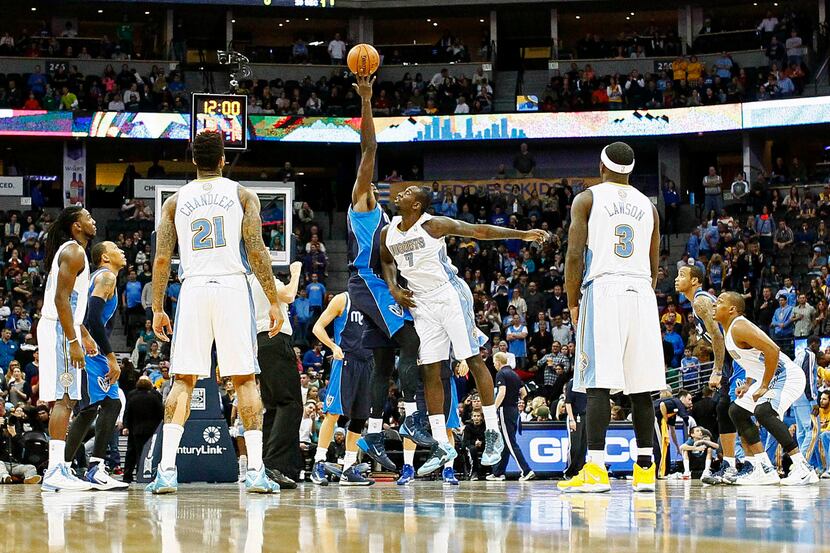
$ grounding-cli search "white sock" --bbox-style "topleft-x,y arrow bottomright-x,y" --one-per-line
343,451 -> 357,471
160,424 -> 184,471
244,430 -> 263,471
588,449 -> 605,466
429,415 -> 449,444
89,456 -> 104,467
48,440 -> 66,470
404,448 -> 415,467
724,456 -> 735,467
404,402 -> 417,417
314,446 -> 329,463
790,451 -> 806,465
704,455 -> 711,472
367,418 -> 382,434
636,447 -> 653,461
755,452 -> 773,468
444,457 -> 454,469
682,456 -> 690,474
481,404 -> 498,431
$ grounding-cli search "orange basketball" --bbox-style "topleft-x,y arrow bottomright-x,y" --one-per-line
347,43 -> 380,77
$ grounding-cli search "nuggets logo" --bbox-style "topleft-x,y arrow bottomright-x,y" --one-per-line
388,304 -> 404,317
617,189 -> 627,200
97,376 -> 111,393
203,426 -> 221,444
579,352 -> 589,373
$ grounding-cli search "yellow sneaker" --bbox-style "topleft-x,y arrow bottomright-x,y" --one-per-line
557,462 -> 610,493
632,463 -> 656,492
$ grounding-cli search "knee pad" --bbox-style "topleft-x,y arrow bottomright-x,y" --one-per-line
755,402 -> 798,452
753,402 -> 779,427
716,398 -> 737,434
729,403 -> 760,445
348,418 -> 367,434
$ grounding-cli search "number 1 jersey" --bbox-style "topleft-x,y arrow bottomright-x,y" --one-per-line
582,182 -> 654,287
174,177 -> 250,279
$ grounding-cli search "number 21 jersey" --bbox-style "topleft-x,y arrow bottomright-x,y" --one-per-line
174,177 -> 249,279
582,182 -> 654,287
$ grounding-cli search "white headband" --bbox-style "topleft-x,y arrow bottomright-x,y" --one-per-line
601,146 -> 635,174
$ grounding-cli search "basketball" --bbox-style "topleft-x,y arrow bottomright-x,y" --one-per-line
347,43 -> 380,77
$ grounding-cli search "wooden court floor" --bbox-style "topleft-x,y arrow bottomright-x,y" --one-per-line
2,481 -> 828,552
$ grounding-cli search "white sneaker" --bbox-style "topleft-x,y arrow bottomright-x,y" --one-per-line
518,470 -> 536,482
85,463 -> 129,491
733,463 -> 761,486
820,471 -> 830,480
781,462 -> 819,486
485,474 -> 506,481
42,464 -> 94,492
700,469 -> 712,482
754,463 -> 781,485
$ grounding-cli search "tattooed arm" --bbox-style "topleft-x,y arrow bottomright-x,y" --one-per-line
240,186 -> 284,336
151,194 -> 177,341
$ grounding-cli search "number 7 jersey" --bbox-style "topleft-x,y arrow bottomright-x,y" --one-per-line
582,182 -> 654,287
174,177 -> 250,279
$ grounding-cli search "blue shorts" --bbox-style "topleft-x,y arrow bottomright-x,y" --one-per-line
79,354 -> 120,410
348,272 -> 412,349
323,354 -> 373,420
415,361 -> 460,430
727,361 -> 745,402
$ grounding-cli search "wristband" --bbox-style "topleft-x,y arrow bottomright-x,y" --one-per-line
68,338 -> 79,344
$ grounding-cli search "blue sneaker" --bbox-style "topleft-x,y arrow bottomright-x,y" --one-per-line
481,429 -> 504,466
340,466 -> 375,486
397,464 -> 415,486
400,413 -> 438,447
442,467 -> 459,485
145,467 -> 178,495
310,462 -> 329,486
357,433 -> 397,471
417,443 -> 458,477
245,466 -> 280,494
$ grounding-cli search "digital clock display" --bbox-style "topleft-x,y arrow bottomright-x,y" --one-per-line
191,93 -> 248,150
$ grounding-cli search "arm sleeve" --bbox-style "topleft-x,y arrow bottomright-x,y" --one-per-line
86,296 -> 113,356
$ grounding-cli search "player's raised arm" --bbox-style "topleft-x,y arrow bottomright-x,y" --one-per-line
240,187 -> 284,337
564,190 -> 593,325
351,75 -> 378,212
731,317 -> 781,399
276,261 -> 303,304
312,292 -> 348,360
649,204 -> 661,289
422,216 -> 548,243
151,194 -> 178,341
694,295 -> 725,385
54,244 -> 87,368
379,225 -> 415,309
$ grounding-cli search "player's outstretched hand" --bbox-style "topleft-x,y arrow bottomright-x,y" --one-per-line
392,287 -> 416,310
153,311 -> 173,342
352,75 -> 376,100
268,303 -> 284,338
523,229 -> 550,244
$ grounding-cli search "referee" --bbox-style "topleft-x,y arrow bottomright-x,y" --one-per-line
490,352 -> 534,481
249,261 -> 303,489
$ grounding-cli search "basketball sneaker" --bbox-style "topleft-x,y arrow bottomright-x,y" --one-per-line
632,463 -> 656,492
754,463 -> 781,485
781,461 -> 819,486
41,463 -> 94,492
732,461 -> 760,485
703,459 -> 730,484
145,467 -> 178,495
442,467 -> 459,485
557,461 -> 611,493
238,455 -> 248,483
400,412 -> 438,447
357,433 -> 397,471
85,462 -> 129,491
310,461 -> 329,486
417,442 -> 457,476
245,466 -> 280,494
485,473 -> 505,481
518,470 -> 536,482
397,464 -> 415,485
340,466 -> 375,486
481,429 -> 505,466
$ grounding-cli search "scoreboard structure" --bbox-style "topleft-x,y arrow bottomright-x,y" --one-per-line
191,93 -> 248,150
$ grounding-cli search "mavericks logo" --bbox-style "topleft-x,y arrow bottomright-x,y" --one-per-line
388,304 -> 404,317
97,376 -> 111,393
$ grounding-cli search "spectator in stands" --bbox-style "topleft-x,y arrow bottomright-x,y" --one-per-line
328,33 -> 346,65
663,321 -> 685,368
793,293 -> 816,338
0,329 -> 18,374
59,86 -> 78,111
505,315 -> 528,369
513,143 -> 536,177
767,36 -> 786,68
292,38 -> 309,64
702,166 -> 723,216
758,11 -> 780,44
771,294 -> 796,346
774,220 -> 795,252
786,29 -> 803,66
305,273 -> 326,319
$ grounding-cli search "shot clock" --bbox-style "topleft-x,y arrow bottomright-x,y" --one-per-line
191,93 -> 248,150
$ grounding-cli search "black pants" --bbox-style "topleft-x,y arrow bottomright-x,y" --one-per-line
258,332 -> 303,480
123,431 -> 153,483
565,414 -> 587,477
495,406 -> 531,477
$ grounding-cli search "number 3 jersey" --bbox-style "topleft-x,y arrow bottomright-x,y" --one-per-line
582,182 -> 654,288
174,177 -> 249,279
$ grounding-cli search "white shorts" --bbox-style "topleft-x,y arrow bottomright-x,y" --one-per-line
411,278 -> 485,365
573,278 -> 665,395
735,364 -> 805,417
170,274 -> 258,378
37,319 -> 82,402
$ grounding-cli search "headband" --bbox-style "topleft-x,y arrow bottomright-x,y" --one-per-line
601,146 -> 635,174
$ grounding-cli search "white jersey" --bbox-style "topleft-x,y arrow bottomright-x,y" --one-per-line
174,177 -> 249,279
41,240 -> 90,326
725,315 -> 796,382
386,212 -> 456,295
583,182 -> 654,286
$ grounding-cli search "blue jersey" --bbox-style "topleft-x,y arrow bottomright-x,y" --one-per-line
728,360 -> 746,402
81,268 -> 120,407
334,293 -> 372,360
347,204 -> 389,277
692,289 -> 722,344
85,268 -> 118,330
